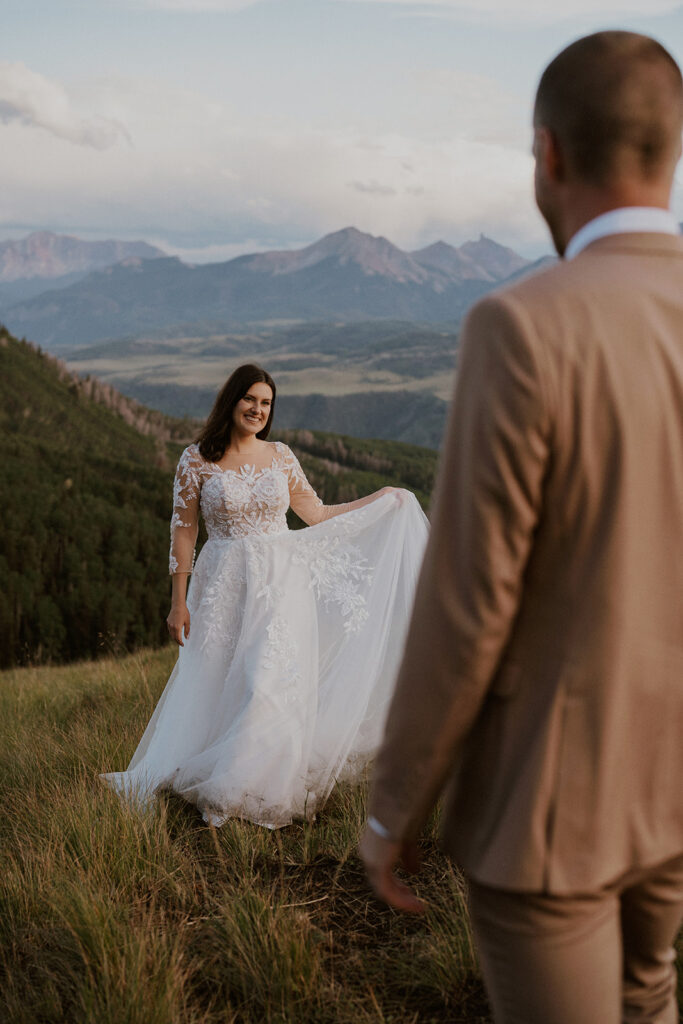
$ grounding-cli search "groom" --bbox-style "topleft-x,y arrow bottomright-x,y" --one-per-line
360,30 -> 683,1024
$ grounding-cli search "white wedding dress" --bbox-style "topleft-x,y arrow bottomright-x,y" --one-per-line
102,441 -> 428,828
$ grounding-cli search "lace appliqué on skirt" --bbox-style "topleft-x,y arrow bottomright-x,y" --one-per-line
293,533 -> 373,634
263,615 -> 302,705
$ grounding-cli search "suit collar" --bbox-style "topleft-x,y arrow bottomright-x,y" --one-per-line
565,207 -> 680,259
577,232 -> 683,258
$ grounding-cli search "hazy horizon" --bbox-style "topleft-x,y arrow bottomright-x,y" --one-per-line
3,0 -> 683,264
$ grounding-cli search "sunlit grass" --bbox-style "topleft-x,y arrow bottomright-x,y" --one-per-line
2,649 -> 680,1023
0,648 -> 488,1023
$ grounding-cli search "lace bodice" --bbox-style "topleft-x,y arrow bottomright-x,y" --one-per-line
169,441 -> 352,574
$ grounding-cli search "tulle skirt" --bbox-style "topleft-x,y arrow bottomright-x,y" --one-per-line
102,492 -> 428,827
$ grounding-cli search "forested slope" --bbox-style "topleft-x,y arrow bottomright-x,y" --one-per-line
0,328 -> 185,667
279,428 -> 437,508
0,327 -> 438,667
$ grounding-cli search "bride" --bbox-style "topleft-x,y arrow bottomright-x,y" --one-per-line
102,363 -> 429,828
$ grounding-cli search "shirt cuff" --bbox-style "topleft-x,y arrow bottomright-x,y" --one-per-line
367,815 -> 394,841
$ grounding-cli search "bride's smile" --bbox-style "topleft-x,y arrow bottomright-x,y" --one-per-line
234,384 -> 272,436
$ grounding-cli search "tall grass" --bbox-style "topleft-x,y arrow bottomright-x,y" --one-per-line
0,648 -> 488,1023
2,650 -> 681,1023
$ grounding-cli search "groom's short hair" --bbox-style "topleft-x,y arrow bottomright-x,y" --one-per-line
534,31 -> 683,186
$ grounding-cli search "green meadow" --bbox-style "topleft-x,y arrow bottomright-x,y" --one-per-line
0,647 -> 491,1024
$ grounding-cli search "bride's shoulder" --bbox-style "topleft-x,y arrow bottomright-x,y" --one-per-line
273,441 -> 303,469
269,439 -> 292,457
178,443 -> 205,469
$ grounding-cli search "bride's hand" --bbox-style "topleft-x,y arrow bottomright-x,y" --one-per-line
380,486 -> 408,506
167,603 -> 191,646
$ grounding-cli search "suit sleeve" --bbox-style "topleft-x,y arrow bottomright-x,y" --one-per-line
368,293 -> 552,840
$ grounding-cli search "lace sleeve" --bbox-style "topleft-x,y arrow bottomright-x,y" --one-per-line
282,445 -> 354,526
169,445 -> 201,574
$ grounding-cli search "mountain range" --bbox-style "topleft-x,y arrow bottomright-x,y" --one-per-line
1,227 -> 534,349
0,231 -> 165,282
0,232 -> 165,308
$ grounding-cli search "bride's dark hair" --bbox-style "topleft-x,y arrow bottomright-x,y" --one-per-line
196,364 -> 276,462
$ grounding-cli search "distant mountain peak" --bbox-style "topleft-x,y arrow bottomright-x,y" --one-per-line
412,240 -> 455,257
411,235 -> 530,284
307,225 -> 398,254
466,232 -> 512,250
457,235 -> 530,280
246,225 -> 430,284
325,226 -> 368,241
0,232 -> 166,283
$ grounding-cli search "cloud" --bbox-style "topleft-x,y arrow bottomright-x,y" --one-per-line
2,70 -> 680,262
412,67 -> 528,146
140,0 -> 264,9
349,180 -> 398,196
0,93 -> 542,254
0,69 -> 546,254
0,62 -> 130,150
155,238 -> 291,263
334,0 -> 681,19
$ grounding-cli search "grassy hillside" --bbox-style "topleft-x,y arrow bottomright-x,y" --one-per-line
2,651 -> 682,1023
0,649 -> 491,1024
0,327 -> 438,668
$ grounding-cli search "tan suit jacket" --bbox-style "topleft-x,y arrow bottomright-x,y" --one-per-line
369,233 -> 683,895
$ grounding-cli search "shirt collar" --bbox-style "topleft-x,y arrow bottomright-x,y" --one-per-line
565,207 -> 680,261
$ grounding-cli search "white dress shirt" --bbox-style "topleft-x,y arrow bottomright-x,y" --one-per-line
367,815 -> 393,840
565,206 -> 680,260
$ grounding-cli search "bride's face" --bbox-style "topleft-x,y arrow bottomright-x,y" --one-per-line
233,382 -> 273,436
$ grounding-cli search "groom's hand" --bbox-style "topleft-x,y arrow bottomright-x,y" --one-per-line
359,825 -> 425,914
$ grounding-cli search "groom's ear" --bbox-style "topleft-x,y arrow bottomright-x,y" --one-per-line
534,125 -> 566,185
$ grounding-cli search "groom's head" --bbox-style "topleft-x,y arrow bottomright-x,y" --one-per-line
533,31 -> 683,255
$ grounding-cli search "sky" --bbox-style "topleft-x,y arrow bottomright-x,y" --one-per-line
2,0 -> 683,261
